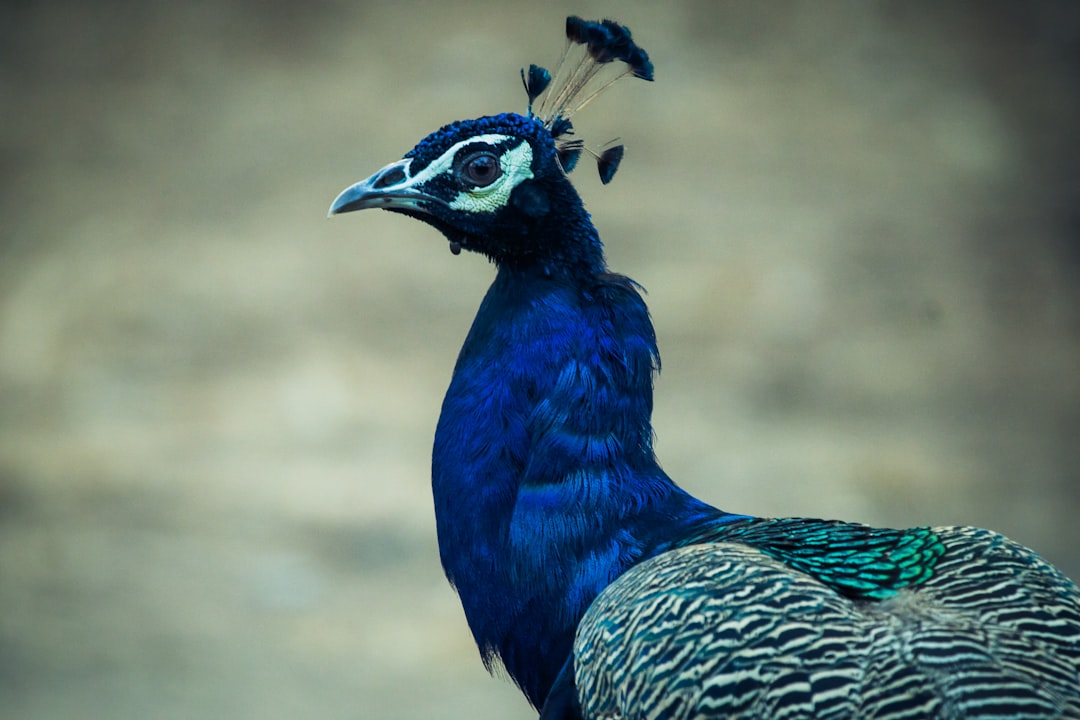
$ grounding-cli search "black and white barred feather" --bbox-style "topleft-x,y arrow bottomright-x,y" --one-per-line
571,526 -> 1080,719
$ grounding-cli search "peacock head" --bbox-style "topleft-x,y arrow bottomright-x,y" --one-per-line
328,17 -> 652,272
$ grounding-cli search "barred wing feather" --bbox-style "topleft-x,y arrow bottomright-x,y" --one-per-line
574,527 -> 1080,720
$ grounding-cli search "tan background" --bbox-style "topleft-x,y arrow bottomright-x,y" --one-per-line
2,2 -> 1078,718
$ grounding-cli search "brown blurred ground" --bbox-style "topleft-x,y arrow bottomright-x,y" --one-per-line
1,2 -> 1078,718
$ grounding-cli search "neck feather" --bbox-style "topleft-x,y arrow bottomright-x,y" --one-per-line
431,265 -> 724,707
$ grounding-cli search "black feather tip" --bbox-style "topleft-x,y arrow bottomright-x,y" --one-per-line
565,16 -> 589,45
627,46 -> 654,81
521,64 -> 551,106
564,16 -> 653,80
550,116 -> 574,139
557,140 -> 584,174
597,145 -> 623,184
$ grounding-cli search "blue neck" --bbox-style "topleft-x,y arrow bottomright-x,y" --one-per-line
431,262 -> 734,707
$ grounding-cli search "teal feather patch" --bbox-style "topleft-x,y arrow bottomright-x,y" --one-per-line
678,518 -> 946,599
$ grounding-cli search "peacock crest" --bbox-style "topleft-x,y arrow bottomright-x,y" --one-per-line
521,17 -> 654,184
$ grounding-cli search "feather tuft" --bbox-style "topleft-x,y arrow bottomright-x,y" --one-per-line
627,47 -> 654,81
565,15 -> 588,45
597,145 -> 624,184
550,116 -> 574,139
521,17 -> 651,181
558,140 -> 584,174
521,64 -> 552,109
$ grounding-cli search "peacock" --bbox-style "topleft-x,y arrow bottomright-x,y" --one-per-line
328,16 -> 1080,720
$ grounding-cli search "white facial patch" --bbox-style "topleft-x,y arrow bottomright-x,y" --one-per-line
447,141 -> 534,214
379,133 -> 533,215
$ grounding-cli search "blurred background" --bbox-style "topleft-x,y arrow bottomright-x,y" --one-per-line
2,1 -> 1078,718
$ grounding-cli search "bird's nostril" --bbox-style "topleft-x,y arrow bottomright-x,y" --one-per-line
373,166 -> 406,189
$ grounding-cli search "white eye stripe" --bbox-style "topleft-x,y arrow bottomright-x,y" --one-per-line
403,133 -> 516,188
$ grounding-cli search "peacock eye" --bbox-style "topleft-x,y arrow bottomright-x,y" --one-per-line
458,151 -> 502,188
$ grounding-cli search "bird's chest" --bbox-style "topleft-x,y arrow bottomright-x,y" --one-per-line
430,316 -> 579,587
427,273 -> 663,703
431,342 -> 597,705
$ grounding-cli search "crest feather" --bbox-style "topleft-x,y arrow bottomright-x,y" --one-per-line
521,17 -> 652,183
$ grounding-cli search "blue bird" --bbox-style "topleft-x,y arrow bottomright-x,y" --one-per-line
329,17 -> 1080,720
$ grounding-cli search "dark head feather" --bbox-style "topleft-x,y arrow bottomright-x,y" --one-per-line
521,64 -> 552,109
565,16 -> 588,44
597,145 -> 624,185
558,140 -> 585,174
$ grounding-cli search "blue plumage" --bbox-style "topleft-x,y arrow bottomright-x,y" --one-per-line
433,267 -> 741,705
328,17 -> 1080,720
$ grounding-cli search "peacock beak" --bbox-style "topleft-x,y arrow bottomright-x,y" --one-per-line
327,158 -> 443,218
